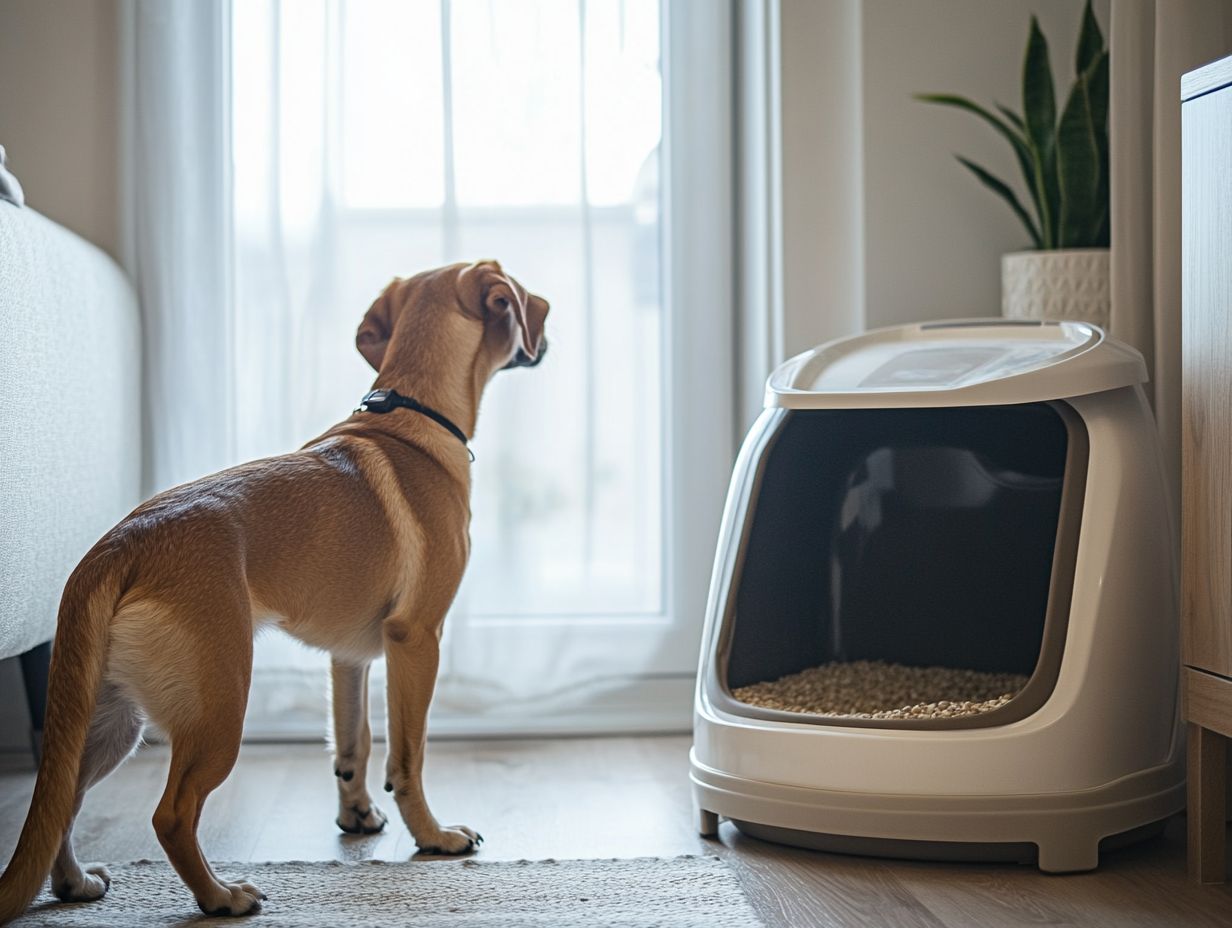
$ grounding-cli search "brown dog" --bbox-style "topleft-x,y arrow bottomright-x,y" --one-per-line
0,261 -> 549,921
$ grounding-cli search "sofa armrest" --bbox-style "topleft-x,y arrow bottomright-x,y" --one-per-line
0,204 -> 142,660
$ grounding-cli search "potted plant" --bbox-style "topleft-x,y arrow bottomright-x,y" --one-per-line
917,1 -> 1109,326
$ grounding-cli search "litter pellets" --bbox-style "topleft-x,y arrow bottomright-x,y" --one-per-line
732,660 -> 1028,720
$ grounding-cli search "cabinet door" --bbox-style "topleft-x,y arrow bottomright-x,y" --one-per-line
1182,84 -> 1232,675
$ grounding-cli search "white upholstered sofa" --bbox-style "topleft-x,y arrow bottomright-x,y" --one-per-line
0,201 -> 142,756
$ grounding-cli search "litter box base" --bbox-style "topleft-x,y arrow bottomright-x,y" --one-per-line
691,754 -> 1184,873
727,819 -> 1169,868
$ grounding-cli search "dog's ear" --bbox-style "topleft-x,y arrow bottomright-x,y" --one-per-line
459,261 -> 546,360
491,278 -> 546,360
521,294 -> 549,360
356,279 -> 399,371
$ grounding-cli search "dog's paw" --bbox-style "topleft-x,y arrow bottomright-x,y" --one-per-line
53,864 -> 111,903
415,825 -> 483,855
198,881 -> 266,917
337,802 -> 388,835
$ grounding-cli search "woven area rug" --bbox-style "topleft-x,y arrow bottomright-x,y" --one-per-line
15,856 -> 763,927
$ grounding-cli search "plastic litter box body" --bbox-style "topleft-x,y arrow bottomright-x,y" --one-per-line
690,319 -> 1184,873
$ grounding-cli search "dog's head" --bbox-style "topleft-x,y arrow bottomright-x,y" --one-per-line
356,260 -> 549,379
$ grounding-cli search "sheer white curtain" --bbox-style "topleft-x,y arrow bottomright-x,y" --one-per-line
123,0 -> 733,737
121,0 -> 235,493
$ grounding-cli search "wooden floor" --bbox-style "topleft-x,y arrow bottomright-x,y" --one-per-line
2,736 -> 1232,926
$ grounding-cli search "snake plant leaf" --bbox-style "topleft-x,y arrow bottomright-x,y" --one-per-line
1056,54 -> 1102,248
914,4 -> 1108,250
1023,17 -> 1058,247
1086,51 -> 1110,246
993,102 -> 1046,234
915,94 -> 1040,212
916,94 -> 1043,241
1075,0 -> 1103,76
915,93 -> 1023,148
996,104 -> 1026,134
956,156 -> 1043,249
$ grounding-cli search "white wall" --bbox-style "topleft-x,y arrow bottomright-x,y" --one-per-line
0,0 -> 122,261
778,0 -> 864,354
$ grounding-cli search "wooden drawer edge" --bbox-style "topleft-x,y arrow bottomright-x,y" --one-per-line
1185,667 -> 1232,738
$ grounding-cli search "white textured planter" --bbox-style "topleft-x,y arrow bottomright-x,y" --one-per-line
1001,248 -> 1110,328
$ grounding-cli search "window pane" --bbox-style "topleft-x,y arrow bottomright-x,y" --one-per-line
583,0 -> 662,206
449,0 -> 581,206
340,0 -> 445,208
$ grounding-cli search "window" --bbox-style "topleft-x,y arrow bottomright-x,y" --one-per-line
229,0 -> 732,735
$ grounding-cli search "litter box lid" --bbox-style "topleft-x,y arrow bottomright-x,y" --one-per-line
766,319 -> 1147,409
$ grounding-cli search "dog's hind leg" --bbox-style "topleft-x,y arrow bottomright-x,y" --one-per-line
330,659 -> 387,835
154,723 -> 264,917
49,685 -> 144,903
146,615 -> 263,917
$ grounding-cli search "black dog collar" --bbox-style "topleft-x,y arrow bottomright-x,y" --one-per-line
356,389 -> 473,459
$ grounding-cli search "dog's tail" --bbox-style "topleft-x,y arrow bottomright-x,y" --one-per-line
0,548 -> 123,925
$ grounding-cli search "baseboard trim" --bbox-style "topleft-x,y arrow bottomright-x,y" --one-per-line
242,674 -> 694,742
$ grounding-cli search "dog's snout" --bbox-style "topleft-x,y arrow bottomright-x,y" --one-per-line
505,336 -> 548,370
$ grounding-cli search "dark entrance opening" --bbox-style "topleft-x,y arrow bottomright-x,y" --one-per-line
718,402 -> 1086,729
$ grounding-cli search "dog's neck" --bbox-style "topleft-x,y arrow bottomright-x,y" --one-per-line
369,320 -> 482,444
370,370 -> 477,445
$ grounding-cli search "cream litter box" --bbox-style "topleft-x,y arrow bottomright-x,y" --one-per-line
691,319 -> 1184,872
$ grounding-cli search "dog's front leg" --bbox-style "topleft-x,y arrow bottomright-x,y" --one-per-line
382,621 -> 481,854
331,659 -> 388,835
